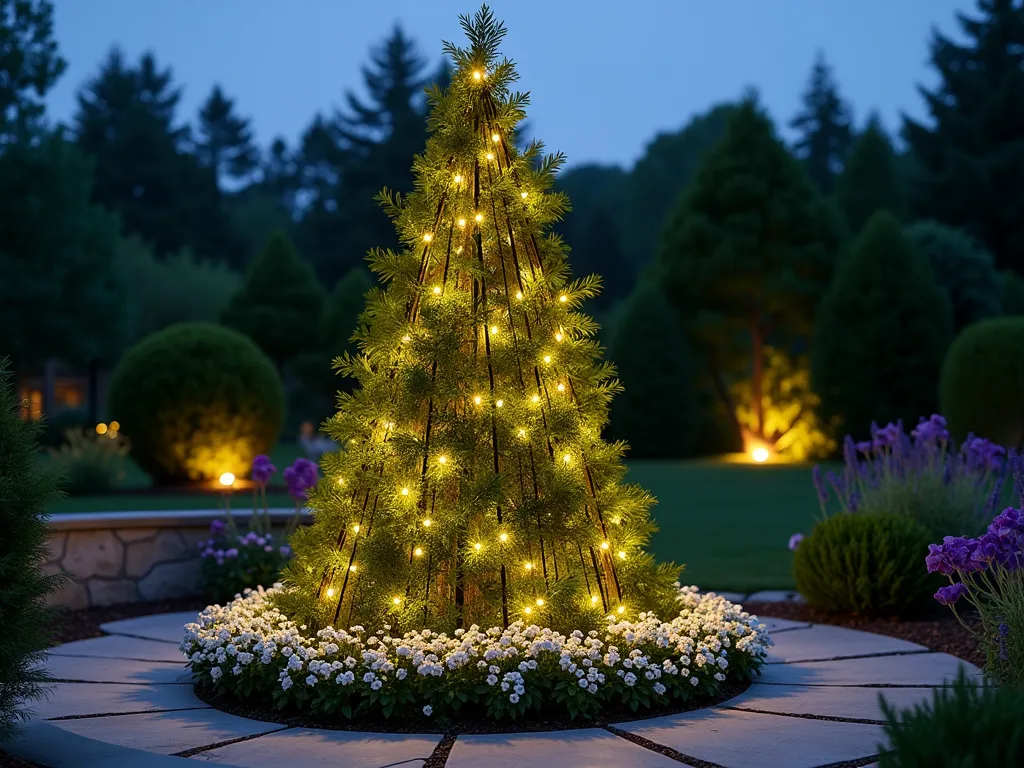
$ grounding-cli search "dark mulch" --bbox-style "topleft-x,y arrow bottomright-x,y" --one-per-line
0,751 -> 41,768
745,600 -> 985,667
51,597 -> 208,645
193,678 -> 750,736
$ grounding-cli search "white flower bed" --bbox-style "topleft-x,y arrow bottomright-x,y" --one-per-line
181,584 -> 772,722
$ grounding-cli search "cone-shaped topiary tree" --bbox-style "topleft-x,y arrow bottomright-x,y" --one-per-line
281,7 -> 681,634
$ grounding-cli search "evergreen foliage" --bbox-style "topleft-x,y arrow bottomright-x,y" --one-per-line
195,84 -> 259,184
281,7 -> 681,634
570,204 -> 629,310
812,212 -> 953,436
789,52 -> 854,193
221,231 -> 325,369
0,357 -> 65,742
0,132 -> 129,370
107,322 -> 284,485
607,281 -> 697,458
657,97 -> 840,450
939,316 -> 1024,448
835,115 -> 907,234
0,0 -> 65,140
793,512 -> 935,615
906,220 -> 1002,333
879,668 -> 1024,767
903,0 -> 1024,273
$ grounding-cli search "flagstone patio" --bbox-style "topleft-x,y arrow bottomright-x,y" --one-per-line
6,610 -> 982,768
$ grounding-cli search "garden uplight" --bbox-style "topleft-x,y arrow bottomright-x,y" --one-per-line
219,472 -> 236,487
751,446 -> 770,463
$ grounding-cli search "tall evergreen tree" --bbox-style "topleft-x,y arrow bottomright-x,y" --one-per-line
658,98 -> 841,450
220,230 -> 325,370
280,7 -> 680,632
835,114 -> 908,234
812,212 -> 953,435
74,49 -> 236,263
0,0 -> 65,142
195,84 -> 258,184
571,204 -> 629,310
554,163 -> 629,290
790,52 -> 854,194
903,0 -> 1024,273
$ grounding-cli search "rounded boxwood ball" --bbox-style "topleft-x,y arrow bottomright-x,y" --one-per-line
939,316 -> 1024,449
108,322 -> 285,485
793,512 -> 936,616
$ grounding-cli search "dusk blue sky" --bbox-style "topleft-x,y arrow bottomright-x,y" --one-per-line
46,0 -> 975,168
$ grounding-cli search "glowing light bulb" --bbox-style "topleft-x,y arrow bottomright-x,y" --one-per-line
524,562 -> 533,571
496,399 -> 504,408
423,518 -> 432,527
591,595 -> 599,604
559,295 -> 568,303
433,286 -> 442,295
96,423 -> 107,435
492,133 -> 501,143
384,421 -> 395,430
474,542 -> 482,552
520,191 -> 528,199
524,606 -> 532,615
454,173 -> 463,183
401,487 -> 409,496
555,332 -> 564,342
518,428 -> 527,438
600,541 -> 610,550
543,355 -> 551,364
393,597 -> 402,605
473,395 -> 482,406
402,334 -> 411,343
423,233 -> 433,243
751,446 -> 771,464
618,550 -> 627,560
414,547 -> 423,556
536,598 -> 545,606
352,524 -> 361,533
338,477 -> 346,486
617,606 -> 626,614
326,587 -> 335,597
349,565 -> 357,572
475,213 -> 484,223
219,472 -> 235,487
473,70 -> 482,81
515,291 -> 523,300
489,324 -> 498,335
556,383 -> 565,392
485,152 -> 494,161
531,394 -> 540,404
438,455 -> 448,465
457,218 -> 466,228
499,532 -> 509,543
562,454 -> 571,464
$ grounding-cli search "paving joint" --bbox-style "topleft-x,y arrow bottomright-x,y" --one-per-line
170,725 -> 293,758
604,724 -> 725,767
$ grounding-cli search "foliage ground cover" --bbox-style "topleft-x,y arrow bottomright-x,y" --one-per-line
183,586 -> 770,725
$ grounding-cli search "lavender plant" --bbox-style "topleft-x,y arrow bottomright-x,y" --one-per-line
199,455 -> 317,602
926,455 -> 1024,686
811,415 -> 1007,539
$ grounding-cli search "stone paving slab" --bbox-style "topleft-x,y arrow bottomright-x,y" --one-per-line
722,682 -> 937,722
34,682 -> 209,719
51,634 -> 188,663
765,624 -> 926,663
191,727 -> 442,767
100,611 -> 199,643
447,728 -> 691,767
746,590 -> 806,603
753,616 -> 812,633
617,707 -> 884,768
52,708 -> 283,755
756,652 -> 982,687
44,654 -> 191,684
6,721 -> 196,767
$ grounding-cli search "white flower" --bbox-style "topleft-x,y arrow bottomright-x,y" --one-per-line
305,674 -> 317,687
509,693 -> 520,704
371,679 -> 383,690
210,667 -> 223,680
486,675 -> 498,686
623,672 -> 637,687
714,672 -> 726,682
422,705 -> 433,716
653,682 -> 666,695
690,677 -> 699,686
396,668 -> 407,680
577,678 -> 588,688
280,676 -> 293,690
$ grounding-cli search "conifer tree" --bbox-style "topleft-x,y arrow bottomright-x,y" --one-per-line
835,114 -> 907,234
281,7 -> 679,633
789,52 -> 854,193
195,84 -> 258,183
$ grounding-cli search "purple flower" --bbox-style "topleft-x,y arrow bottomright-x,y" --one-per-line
279,546 -> 291,557
284,458 -> 319,502
934,583 -> 969,606
224,548 -> 239,559
210,519 -> 226,535
264,545 -> 273,553
788,533 -> 805,551
963,437 -> 1006,473
874,422 -> 903,449
252,454 -> 277,485
912,414 -> 949,444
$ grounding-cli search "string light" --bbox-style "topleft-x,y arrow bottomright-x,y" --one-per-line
518,428 -> 527,438
473,395 -> 482,405
618,550 -> 627,560
591,595 -> 599,604
524,562 -> 533,571
475,212 -> 484,223
402,334 -> 411,343
454,173 -> 463,183
326,587 -> 335,598
485,152 -> 494,160
563,453 -> 572,464
414,547 -> 423,557
531,394 -> 540,404
401,487 -> 410,496
489,324 -> 498,335
349,565 -> 357,572
423,518 -> 432,527
458,218 -> 467,228
437,455 -> 448,465
433,286 -> 442,295
555,332 -> 564,342
473,70 -> 483,81
556,383 -> 565,392
521,191 -> 528,199
559,295 -> 568,303
499,532 -> 509,542
617,606 -> 626,614
337,478 -> 346,486
491,133 -> 500,143
474,542 -> 482,552
515,291 -> 523,300
353,524 -> 361,533
393,597 -> 402,605
524,606 -> 533,615
536,598 -> 545,606
423,233 -> 433,243
600,541 -> 609,550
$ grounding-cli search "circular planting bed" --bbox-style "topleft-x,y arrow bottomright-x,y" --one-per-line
182,586 -> 771,732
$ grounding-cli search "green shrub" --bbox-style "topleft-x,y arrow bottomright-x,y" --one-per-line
607,281 -> 698,458
906,220 -> 1002,333
107,322 -> 285,485
1002,270 -> 1024,316
940,317 -> 1024,449
48,427 -> 131,496
812,211 -> 953,436
39,407 -> 91,448
878,669 -> 1024,767
0,358 -> 65,741
793,512 -> 936,615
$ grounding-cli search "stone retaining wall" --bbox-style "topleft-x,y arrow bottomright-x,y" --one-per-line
45,509 -> 309,610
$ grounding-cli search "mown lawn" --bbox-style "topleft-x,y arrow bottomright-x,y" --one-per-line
46,447 -> 823,591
